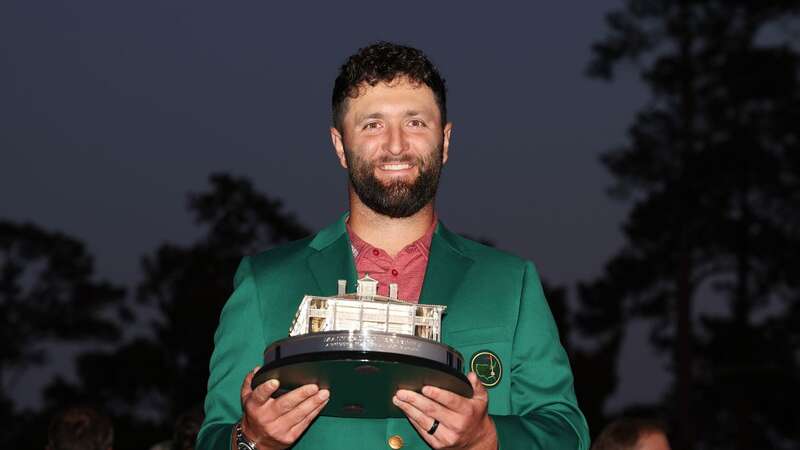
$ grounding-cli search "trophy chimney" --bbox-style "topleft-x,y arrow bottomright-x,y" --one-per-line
337,279 -> 347,296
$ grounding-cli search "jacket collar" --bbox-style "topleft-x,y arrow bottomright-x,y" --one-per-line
307,213 -> 357,296
307,213 -> 474,304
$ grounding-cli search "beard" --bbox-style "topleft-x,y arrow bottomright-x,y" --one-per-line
344,145 -> 444,218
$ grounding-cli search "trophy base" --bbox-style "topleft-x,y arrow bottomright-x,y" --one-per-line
252,331 -> 471,418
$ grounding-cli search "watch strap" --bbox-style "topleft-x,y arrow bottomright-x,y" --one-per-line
235,421 -> 258,450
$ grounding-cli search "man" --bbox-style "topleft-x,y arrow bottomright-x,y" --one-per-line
591,418 -> 671,450
47,405 -> 113,450
173,407 -> 205,450
198,42 -> 589,450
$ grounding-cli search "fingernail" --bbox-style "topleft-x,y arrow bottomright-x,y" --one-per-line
392,396 -> 400,405
422,386 -> 432,396
268,379 -> 279,388
252,366 -> 261,374
318,390 -> 330,401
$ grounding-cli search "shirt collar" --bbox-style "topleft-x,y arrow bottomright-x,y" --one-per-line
347,214 -> 438,259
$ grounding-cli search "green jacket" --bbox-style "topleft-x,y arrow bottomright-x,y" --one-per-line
198,216 -> 590,449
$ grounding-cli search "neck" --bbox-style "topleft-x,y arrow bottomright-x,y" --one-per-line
348,189 -> 436,258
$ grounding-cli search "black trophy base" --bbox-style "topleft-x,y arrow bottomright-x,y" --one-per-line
252,332 -> 472,418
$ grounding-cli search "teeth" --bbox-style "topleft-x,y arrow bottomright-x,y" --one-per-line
381,164 -> 412,170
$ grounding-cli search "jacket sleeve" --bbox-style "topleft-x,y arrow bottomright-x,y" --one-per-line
491,261 -> 591,449
197,257 -> 265,450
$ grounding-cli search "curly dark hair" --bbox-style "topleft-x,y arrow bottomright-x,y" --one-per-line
172,407 -> 204,450
332,42 -> 447,130
592,417 -> 668,450
47,406 -> 113,450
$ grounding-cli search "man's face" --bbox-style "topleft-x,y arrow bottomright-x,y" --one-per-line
330,77 -> 452,218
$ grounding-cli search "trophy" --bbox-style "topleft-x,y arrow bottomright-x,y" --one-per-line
252,275 -> 472,418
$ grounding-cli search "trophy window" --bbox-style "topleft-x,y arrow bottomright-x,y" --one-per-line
289,289 -> 445,342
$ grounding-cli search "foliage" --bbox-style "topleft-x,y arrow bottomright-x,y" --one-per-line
40,173 -> 310,449
586,1 -> 800,448
0,221 -> 126,448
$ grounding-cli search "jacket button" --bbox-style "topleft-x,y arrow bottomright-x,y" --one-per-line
388,434 -> 404,449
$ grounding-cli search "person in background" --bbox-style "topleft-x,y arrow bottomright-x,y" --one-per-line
172,407 -> 204,450
148,407 -> 205,450
592,417 -> 671,450
46,405 -> 113,450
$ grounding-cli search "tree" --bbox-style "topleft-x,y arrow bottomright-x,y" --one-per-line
45,173 -> 310,449
0,221 -> 126,448
135,173 -> 310,418
587,1 -> 800,448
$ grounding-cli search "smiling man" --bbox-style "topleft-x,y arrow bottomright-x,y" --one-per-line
198,42 -> 589,450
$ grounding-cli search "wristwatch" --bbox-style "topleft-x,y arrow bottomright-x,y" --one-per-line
235,421 -> 258,450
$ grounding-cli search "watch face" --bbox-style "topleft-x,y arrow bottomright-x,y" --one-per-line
237,435 -> 257,450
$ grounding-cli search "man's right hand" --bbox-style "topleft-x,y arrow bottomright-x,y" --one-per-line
239,368 -> 330,450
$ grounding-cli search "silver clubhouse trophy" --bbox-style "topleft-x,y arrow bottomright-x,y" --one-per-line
251,275 -> 472,418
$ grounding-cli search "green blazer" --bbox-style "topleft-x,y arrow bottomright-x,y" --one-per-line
198,216 -> 590,449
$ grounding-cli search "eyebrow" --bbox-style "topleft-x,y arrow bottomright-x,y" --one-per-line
355,110 -> 428,123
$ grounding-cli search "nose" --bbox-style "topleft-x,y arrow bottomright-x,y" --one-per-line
384,123 -> 408,155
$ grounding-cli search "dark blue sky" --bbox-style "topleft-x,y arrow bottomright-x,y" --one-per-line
1,1 -> 666,412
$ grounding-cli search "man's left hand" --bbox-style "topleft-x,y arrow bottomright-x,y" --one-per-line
393,372 -> 498,450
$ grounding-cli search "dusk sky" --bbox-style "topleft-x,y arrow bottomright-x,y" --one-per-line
1,1 -> 666,412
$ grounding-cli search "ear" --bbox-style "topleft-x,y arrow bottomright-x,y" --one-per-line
330,126 -> 348,169
442,122 -> 453,165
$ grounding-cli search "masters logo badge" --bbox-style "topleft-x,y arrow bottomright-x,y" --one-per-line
470,350 -> 502,388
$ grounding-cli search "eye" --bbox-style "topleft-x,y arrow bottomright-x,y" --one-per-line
408,119 -> 427,128
362,121 -> 381,130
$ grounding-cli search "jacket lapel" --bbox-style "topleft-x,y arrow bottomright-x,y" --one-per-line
419,223 -> 474,310
307,214 -> 358,296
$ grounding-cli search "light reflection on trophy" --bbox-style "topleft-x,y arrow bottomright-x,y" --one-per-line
252,275 -> 472,418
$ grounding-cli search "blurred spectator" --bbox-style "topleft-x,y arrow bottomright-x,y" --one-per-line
592,418 -> 671,450
47,406 -> 113,450
149,407 -> 206,450
172,407 -> 204,450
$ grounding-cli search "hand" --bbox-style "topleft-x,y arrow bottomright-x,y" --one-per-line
393,372 -> 497,450
239,368 -> 330,450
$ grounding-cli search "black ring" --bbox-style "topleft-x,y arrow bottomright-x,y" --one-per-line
427,419 -> 440,435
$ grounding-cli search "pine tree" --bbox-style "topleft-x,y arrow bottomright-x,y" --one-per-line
587,1 -> 800,448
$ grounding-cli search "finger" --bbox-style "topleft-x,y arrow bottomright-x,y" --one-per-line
421,385 -> 470,413
240,367 -> 260,404
251,378 -> 281,404
395,389 -> 460,425
393,396 -> 454,447
275,389 -> 330,431
271,384 -> 320,416
287,392 -> 329,437
467,372 -> 489,402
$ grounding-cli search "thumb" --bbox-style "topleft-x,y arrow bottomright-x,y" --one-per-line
468,372 -> 488,402
240,366 -> 260,403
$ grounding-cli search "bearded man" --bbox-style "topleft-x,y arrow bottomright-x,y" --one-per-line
198,42 -> 589,450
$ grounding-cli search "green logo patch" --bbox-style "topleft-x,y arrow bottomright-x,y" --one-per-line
470,350 -> 502,388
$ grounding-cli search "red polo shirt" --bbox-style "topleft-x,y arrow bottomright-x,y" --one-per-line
347,217 -> 437,303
